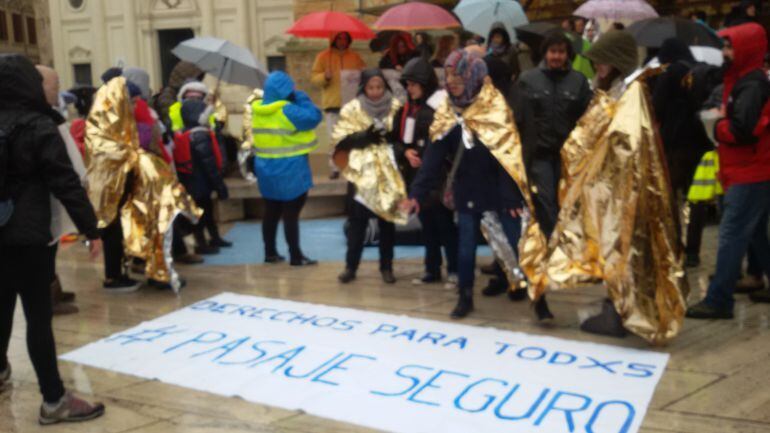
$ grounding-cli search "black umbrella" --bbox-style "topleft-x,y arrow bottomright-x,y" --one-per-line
627,17 -> 723,48
515,21 -> 559,51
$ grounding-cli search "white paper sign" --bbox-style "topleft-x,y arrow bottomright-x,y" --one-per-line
62,293 -> 668,433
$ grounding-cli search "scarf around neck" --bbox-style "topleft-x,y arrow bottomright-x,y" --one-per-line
357,91 -> 394,121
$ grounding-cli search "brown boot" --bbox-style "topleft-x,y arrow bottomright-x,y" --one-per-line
51,276 -> 75,303
51,277 -> 78,316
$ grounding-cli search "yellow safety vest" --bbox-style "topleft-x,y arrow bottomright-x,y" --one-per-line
168,101 -> 217,133
687,150 -> 724,202
251,99 -> 318,159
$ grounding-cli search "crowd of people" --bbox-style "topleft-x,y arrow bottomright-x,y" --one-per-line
1,0 -> 770,425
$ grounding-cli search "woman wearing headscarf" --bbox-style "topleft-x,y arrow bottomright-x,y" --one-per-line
393,57 -> 457,285
333,69 -> 403,285
379,33 -> 419,71
404,49 -> 530,319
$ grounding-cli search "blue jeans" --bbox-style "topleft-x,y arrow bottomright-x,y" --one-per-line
705,181 -> 770,310
457,210 -> 522,293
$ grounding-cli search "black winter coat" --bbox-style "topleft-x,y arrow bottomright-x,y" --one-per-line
0,54 -> 99,246
178,128 -> 228,202
409,126 -> 523,213
509,66 -> 592,165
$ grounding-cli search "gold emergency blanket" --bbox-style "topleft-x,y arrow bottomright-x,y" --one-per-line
238,88 -> 264,181
85,77 -> 201,290
431,81 -> 545,288
521,80 -> 689,344
332,98 -> 409,225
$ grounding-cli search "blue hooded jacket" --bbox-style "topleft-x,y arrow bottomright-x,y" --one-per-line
253,71 -> 322,201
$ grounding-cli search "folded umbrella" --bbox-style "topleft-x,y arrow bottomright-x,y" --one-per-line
627,17 -> 722,48
172,36 -> 267,88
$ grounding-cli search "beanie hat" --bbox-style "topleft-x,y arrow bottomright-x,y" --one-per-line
584,30 -> 639,78
101,67 -> 123,84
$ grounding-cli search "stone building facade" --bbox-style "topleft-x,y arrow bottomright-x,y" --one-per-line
0,0 -> 53,65
47,0 -> 294,93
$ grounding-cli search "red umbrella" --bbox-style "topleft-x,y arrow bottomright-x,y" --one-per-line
374,2 -> 461,31
286,11 -> 376,40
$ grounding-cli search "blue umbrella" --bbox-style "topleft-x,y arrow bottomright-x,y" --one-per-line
453,0 -> 529,42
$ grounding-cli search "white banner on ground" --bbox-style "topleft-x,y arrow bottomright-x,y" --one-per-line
62,293 -> 668,433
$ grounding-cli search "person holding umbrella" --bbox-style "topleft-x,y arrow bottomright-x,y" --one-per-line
311,32 -> 366,179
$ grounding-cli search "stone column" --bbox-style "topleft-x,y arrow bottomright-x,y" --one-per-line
122,0 -> 139,65
199,0 -> 215,37
91,0 -> 109,75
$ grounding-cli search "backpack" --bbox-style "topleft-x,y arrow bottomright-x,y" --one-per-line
173,128 -> 223,175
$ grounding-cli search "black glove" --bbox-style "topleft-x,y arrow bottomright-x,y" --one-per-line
366,124 -> 387,143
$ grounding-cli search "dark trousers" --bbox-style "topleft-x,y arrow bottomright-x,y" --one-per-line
529,156 -> 560,238
346,201 -> 394,271
747,248 -> 764,278
705,181 -> 770,310
193,195 -> 219,246
0,245 -> 66,403
418,204 -> 458,276
102,218 -> 125,280
263,193 -> 307,261
685,202 -> 710,258
172,217 -> 194,257
457,211 -> 483,296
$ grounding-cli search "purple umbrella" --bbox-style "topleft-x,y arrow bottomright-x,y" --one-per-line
574,0 -> 658,22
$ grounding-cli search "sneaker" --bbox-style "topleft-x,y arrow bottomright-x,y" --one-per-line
685,300 -> 734,319
338,269 -> 356,283
265,254 -> 286,264
103,276 -> 141,293
412,273 -> 441,285
174,253 -> 204,264
195,245 -> 220,255
38,392 -> 105,425
290,257 -> 318,266
210,238 -> 233,248
735,275 -> 765,294
749,288 -> 770,303
0,362 -> 10,388
381,270 -> 397,284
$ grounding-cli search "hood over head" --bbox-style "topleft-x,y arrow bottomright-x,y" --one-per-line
584,30 -> 639,78
263,71 -> 296,104
101,67 -> 123,84
177,80 -> 210,101
719,22 -> 768,98
168,61 -> 205,90
123,67 -> 151,100
0,54 -> 61,121
386,32 -> 417,65
400,57 -> 439,102
487,22 -> 512,49
357,68 -> 393,96
330,32 -> 353,49
444,48 -> 488,108
658,38 -> 695,65
181,99 -> 212,129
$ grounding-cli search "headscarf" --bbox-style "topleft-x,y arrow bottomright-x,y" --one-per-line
357,69 -> 394,120
444,48 -> 488,108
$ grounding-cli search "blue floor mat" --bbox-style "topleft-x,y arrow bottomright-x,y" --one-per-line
202,218 -> 491,266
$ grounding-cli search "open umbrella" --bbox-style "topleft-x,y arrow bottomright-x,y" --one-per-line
574,0 -> 658,23
374,2 -> 460,31
172,37 -> 266,88
627,17 -> 722,48
453,0 -> 528,41
514,21 -> 559,50
286,11 -> 375,40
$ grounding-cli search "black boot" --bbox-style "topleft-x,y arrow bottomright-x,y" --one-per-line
508,288 -> 528,302
481,278 -> 507,297
534,295 -> 554,322
210,237 -> 233,248
381,270 -> 396,284
580,299 -> 627,338
338,268 -> 356,283
451,288 -> 474,319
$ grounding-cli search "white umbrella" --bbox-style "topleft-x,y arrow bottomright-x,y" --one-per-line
453,0 -> 529,42
690,46 -> 723,66
172,36 -> 267,88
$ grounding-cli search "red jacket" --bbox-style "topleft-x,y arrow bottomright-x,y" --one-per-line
715,23 -> 770,189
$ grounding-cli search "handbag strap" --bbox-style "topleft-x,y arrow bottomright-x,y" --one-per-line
445,138 -> 465,190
